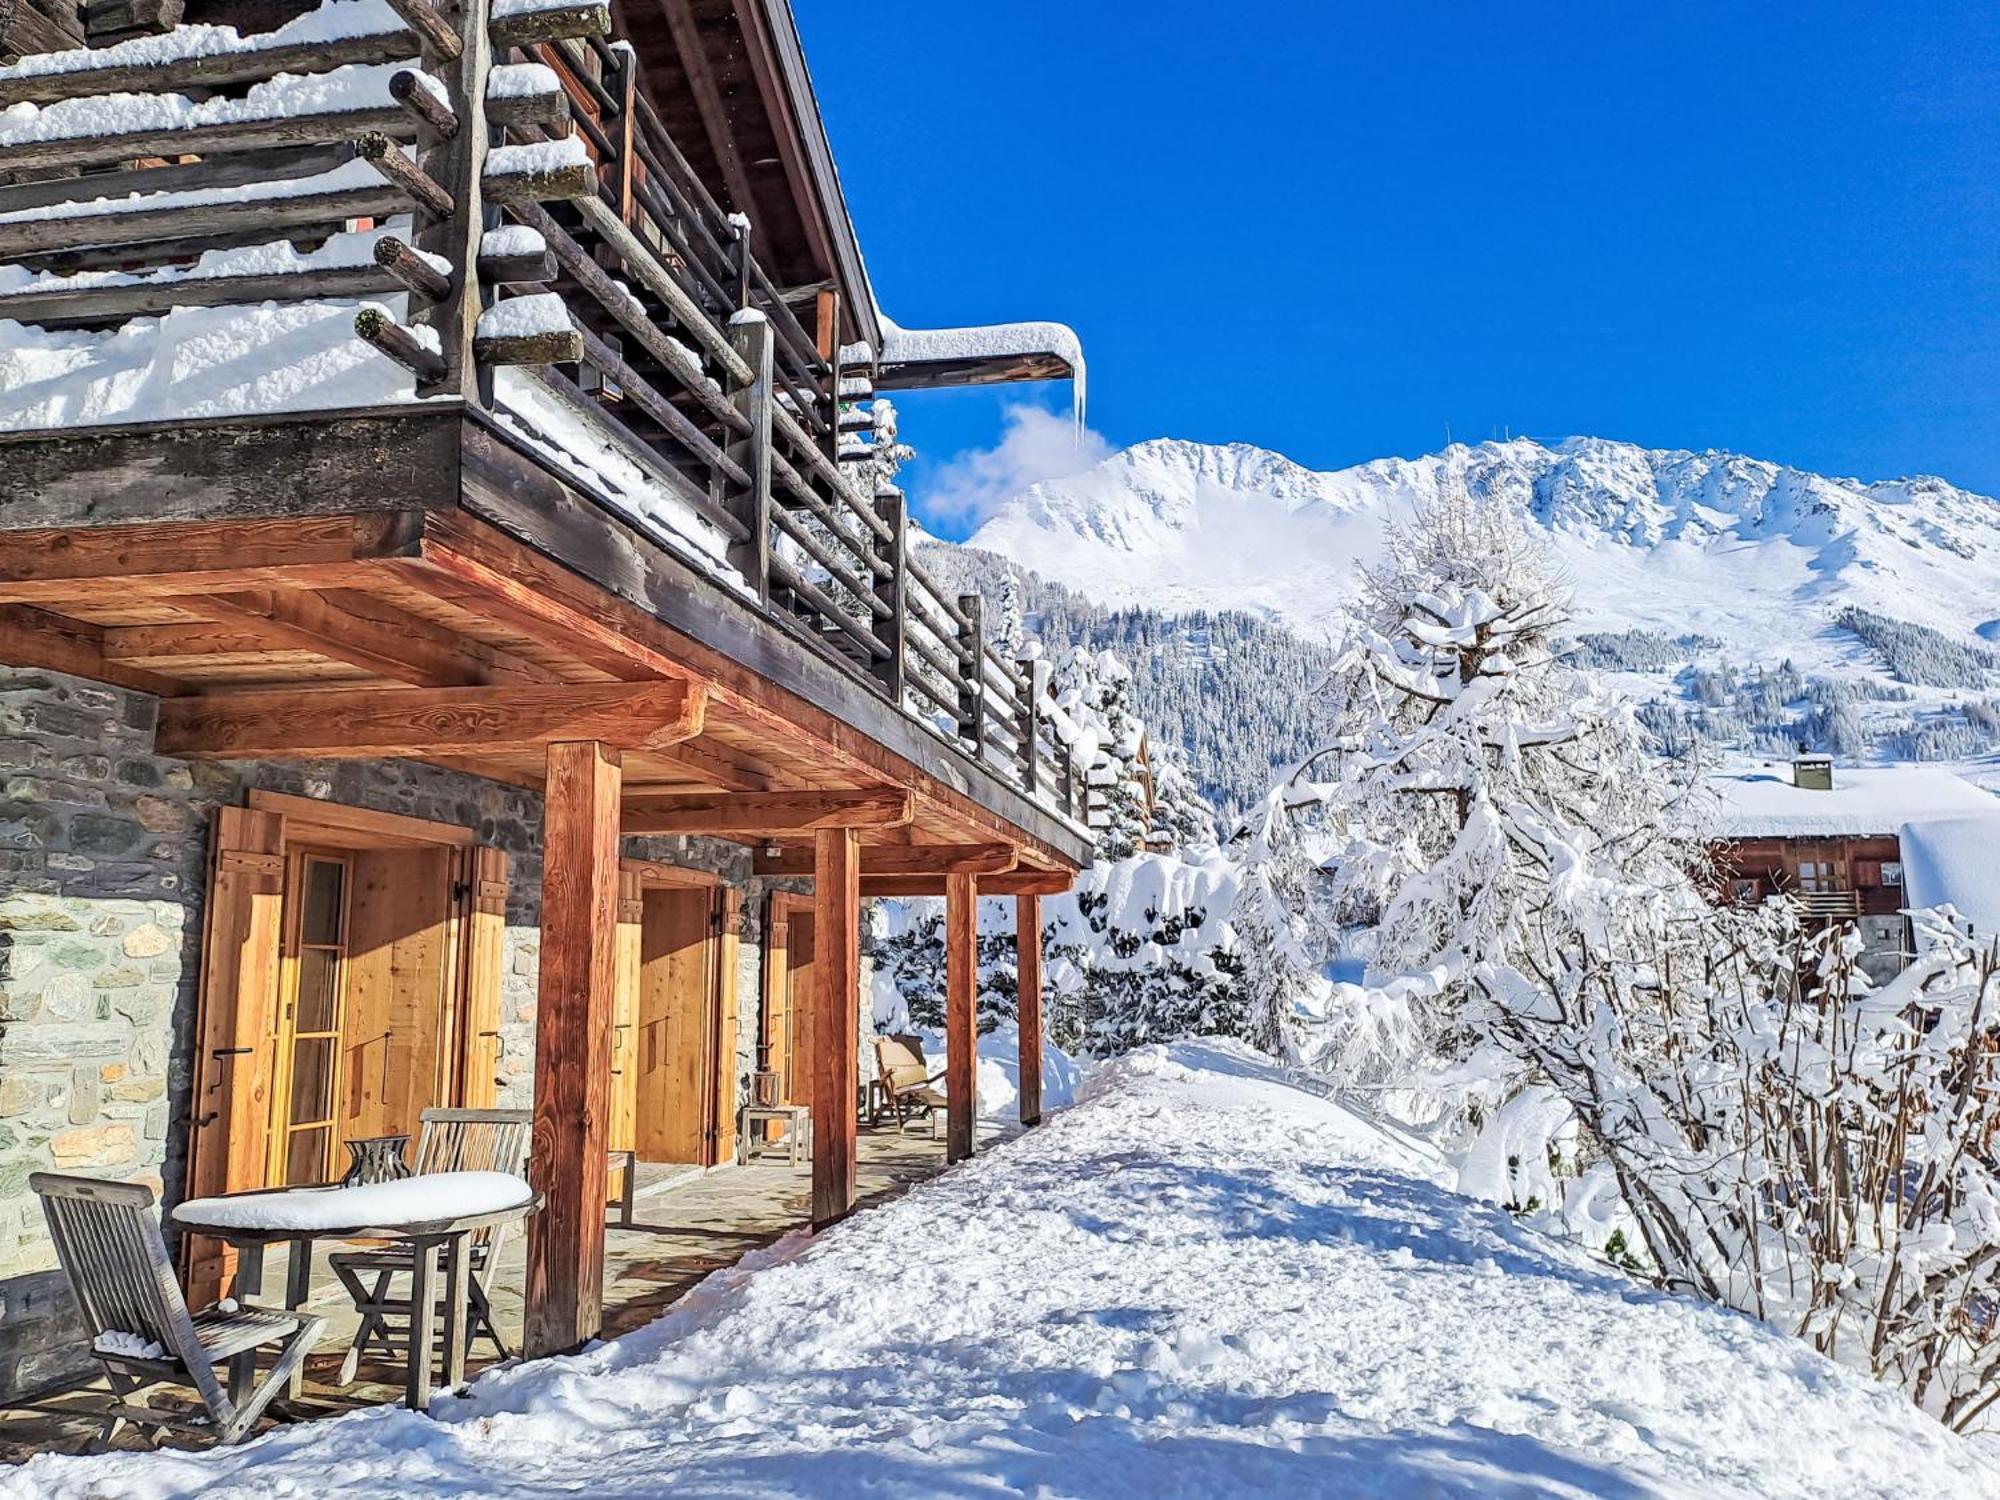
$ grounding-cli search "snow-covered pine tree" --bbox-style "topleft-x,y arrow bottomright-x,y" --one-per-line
1147,742 -> 1219,851
1320,460 -> 1720,1055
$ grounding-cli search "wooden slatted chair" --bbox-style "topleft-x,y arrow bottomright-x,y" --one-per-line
329,1107 -> 532,1387
31,1173 -> 325,1449
874,1034 -> 948,1135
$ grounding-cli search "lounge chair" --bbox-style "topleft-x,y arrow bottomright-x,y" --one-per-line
328,1107 -> 532,1386
873,1034 -> 948,1135
31,1173 -> 325,1449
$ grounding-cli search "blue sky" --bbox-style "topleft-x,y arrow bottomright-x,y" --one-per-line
796,2 -> 2000,539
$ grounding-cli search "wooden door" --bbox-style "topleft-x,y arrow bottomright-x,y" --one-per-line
609,868 -> 644,1197
785,906 -> 815,1108
456,846 -> 509,1108
635,888 -> 716,1163
184,806 -> 286,1300
269,851 -> 354,1187
336,846 -> 457,1158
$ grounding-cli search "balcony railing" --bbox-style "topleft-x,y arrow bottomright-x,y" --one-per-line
0,0 -> 1086,827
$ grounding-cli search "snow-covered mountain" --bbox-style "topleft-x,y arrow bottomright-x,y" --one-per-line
967,436 -> 2000,674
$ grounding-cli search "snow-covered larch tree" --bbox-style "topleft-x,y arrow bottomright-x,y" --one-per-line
1322,461 -> 1721,1052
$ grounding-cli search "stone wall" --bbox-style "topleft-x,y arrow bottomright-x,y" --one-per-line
0,664 -> 773,1397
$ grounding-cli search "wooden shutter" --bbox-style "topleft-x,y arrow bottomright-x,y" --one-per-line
609,868 -> 643,1197
457,845 -> 509,1109
709,887 -> 742,1166
183,806 -> 286,1301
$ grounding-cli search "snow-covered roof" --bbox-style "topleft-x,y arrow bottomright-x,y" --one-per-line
1709,760 -> 1997,838
1898,815 -> 2000,938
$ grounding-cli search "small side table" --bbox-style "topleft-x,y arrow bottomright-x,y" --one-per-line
737,1104 -> 811,1165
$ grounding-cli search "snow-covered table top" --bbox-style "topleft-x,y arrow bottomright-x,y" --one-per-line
173,1171 -> 533,1236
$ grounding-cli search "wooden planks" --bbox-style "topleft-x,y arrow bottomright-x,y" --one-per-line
182,806 -> 286,1304
945,872 -> 978,1164
0,513 -> 425,605
157,681 -> 706,759
0,603 -> 175,693
524,739 -> 621,1359
1016,894 -> 1043,1129
809,826 -> 859,1229
456,845 -> 509,1109
622,787 -> 910,837
858,870 -> 1075,899
754,842 -> 1017,878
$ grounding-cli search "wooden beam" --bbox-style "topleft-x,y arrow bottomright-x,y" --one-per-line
857,870 -> 1076,899
157,680 -> 705,759
0,513 -> 424,606
662,0 -> 760,221
524,739 -> 621,1358
810,825 -> 859,1229
632,738 -> 776,793
754,843 -> 1017,878
0,604 -> 176,694
179,590 -> 496,688
623,787 -> 911,837
945,871 -> 977,1164
1017,894 -> 1043,1128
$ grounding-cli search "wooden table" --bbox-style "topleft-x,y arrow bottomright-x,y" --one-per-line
175,1194 -> 537,1412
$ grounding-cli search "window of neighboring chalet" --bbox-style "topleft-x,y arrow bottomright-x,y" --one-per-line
1796,859 -> 1840,893
1731,878 -> 1760,906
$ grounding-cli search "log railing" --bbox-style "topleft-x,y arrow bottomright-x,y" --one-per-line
0,0 -> 1087,829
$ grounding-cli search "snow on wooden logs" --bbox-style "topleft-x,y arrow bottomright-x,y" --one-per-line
481,135 -> 593,204
390,66 -> 457,136
488,0 -> 609,50
0,28 -> 415,109
0,62 -> 568,174
478,223 -> 555,285
0,158 -> 401,258
382,0 -> 459,60
371,232 -> 451,302
354,304 -> 446,382
356,130 -> 453,217
473,291 -> 581,366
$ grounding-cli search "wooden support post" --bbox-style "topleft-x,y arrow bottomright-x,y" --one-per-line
945,870 -> 977,1163
1017,893 -> 1043,1128
726,310 -> 774,602
873,492 -> 907,703
524,739 -> 621,1359
957,594 -> 986,762
810,826 -> 860,1229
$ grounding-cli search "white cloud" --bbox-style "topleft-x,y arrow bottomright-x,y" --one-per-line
918,403 -> 1112,527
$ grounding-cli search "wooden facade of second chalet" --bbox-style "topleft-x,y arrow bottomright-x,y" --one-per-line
0,0 -> 1090,1380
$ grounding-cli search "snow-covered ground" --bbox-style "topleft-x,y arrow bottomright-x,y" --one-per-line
13,1042 -> 1998,1499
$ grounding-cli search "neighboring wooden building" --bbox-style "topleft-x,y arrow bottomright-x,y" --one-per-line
1710,755 -> 1998,981
0,0 -> 1090,1390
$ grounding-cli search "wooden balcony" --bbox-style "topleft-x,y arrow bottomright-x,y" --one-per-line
0,0 -> 1089,849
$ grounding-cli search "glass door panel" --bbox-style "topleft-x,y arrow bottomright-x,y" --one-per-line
275,854 -> 350,1186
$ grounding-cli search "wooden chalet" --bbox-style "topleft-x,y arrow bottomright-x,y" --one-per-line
0,0 -> 1090,1383
1709,754 -> 1999,983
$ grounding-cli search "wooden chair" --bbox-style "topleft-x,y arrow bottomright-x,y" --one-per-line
873,1034 -> 948,1135
329,1107 -> 532,1387
31,1173 -> 325,1449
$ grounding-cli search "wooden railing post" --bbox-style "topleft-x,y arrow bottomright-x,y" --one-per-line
873,493 -> 907,704
726,309 -> 774,602
410,0 -> 491,399
957,593 -> 986,761
1017,657 -> 1040,794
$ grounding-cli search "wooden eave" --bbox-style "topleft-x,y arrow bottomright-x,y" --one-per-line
615,0 -> 879,351
874,351 -> 1080,393
0,406 -> 1089,871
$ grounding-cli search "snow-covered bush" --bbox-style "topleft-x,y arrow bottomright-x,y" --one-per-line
1486,916 -> 2000,1431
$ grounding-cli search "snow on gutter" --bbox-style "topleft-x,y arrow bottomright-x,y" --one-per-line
871,313 -> 1087,435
